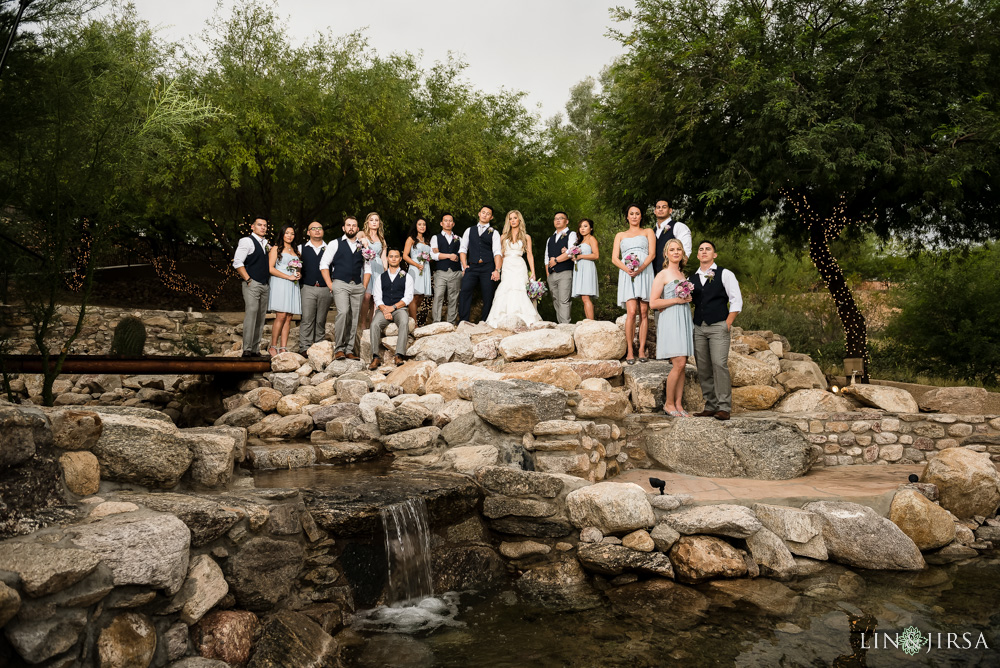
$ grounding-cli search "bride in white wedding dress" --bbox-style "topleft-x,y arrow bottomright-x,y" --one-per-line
486,210 -> 542,328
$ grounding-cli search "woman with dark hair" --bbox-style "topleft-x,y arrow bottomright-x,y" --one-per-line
267,224 -> 302,355
612,204 -> 656,363
571,218 -> 600,320
402,218 -> 433,320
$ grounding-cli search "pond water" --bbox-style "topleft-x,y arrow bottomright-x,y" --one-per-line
345,557 -> 1000,667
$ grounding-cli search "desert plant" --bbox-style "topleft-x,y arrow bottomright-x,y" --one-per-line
109,316 -> 146,356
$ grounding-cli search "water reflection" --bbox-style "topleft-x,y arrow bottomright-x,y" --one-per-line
347,558 -> 1000,667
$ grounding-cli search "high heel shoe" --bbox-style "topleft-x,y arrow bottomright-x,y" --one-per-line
267,346 -> 278,356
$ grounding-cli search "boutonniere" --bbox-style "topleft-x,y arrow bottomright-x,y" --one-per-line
487,227 -> 496,234
705,269 -> 716,282
262,240 -> 270,252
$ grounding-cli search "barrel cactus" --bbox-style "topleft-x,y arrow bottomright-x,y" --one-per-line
109,316 -> 147,356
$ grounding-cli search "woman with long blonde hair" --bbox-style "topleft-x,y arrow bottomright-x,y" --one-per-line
486,210 -> 541,328
650,238 -> 694,415
359,212 -> 388,329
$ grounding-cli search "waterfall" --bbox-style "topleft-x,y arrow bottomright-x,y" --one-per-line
380,497 -> 434,605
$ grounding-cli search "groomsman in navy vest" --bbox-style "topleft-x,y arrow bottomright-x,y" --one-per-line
430,214 -> 462,324
369,249 -> 415,368
319,216 -> 371,360
544,212 -> 577,324
690,240 -> 743,421
232,217 -> 271,357
458,206 -> 502,323
652,199 -> 692,274
297,221 -> 331,354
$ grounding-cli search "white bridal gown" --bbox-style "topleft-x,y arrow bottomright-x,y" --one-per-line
486,240 -> 541,328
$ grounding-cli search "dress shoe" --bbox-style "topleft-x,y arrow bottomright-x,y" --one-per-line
333,351 -> 346,360
714,411 -> 731,421
368,356 -> 381,371
395,354 -> 405,366
242,350 -> 255,358
692,410 -> 717,418
345,353 -> 359,360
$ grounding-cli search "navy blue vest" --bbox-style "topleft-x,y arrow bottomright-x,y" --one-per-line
380,270 -> 407,306
467,226 -> 495,268
330,239 -> 364,284
654,222 -> 676,274
692,266 -> 730,326
299,243 -> 325,286
548,231 -> 574,274
243,236 -> 270,284
434,233 -> 461,272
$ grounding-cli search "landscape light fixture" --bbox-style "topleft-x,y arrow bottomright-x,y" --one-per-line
648,477 -> 666,495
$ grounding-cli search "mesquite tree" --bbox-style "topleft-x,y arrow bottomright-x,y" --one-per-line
595,0 -> 1000,379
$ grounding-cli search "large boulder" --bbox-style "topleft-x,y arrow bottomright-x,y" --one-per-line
623,362 -> 672,412
669,536 -> 748,584
663,504 -> 762,538
573,390 -> 631,420
752,503 -> 827,560
728,353 -> 775,387
184,432 -> 237,488
253,414 -> 315,440
918,386 -> 989,414
306,341 -> 334,370
114,491 -> 241,547
246,610 -> 339,668
573,320 -> 627,360
48,409 -> 103,451
605,579 -> 710,630
566,482 -> 655,533
0,406 -> 42,468
424,363 -> 502,401
802,500 -> 925,570
91,413 -> 193,489
67,511 -> 191,594
501,363 -> 581,391
167,554 -> 230,625
775,389 -> 856,414
842,384 -> 919,413
246,387 -> 283,413
384,360 -> 437,395
920,447 -> 1000,519
442,445 -> 500,474
97,612 -> 157,668
192,610 -> 259,667
889,489 -> 956,551
59,450 -> 100,495
214,405 -> 265,428
576,543 -> 674,578
382,426 -> 442,455
472,380 -> 567,434
499,329 -> 575,362
778,359 -> 827,391
407,332 -> 474,365
0,541 -> 101,597
376,403 -> 430,435
226,537 -> 305,611
646,418 -> 816,480
745,528 -> 797,579
732,385 -> 784,412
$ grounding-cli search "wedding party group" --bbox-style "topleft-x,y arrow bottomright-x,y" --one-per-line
232,199 -> 742,419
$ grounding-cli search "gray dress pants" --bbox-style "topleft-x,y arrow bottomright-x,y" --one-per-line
331,280 -> 365,354
548,271 -> 573,324
370,308 -> 410,358
298,284 -> 333,353
432,269 -> 462,324
241,279 -> 270,353
693,320 -> 732,412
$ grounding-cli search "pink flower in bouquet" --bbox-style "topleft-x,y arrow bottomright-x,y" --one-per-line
526,278 -> 548,302
568,245 -> 583,271
361,247 -> 377,262
674,279 -> 695,300
623,252 -> 640,287
418,250 -> 432,275
286,257 -> 302,284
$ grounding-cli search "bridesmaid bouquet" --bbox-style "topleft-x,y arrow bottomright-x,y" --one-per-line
526,278 -> 548,302
568,245 -> 583,271
674,279 -> 695,300
361,247 -> 377,262
623,253 -> 640,287
418,250 -> 432,275
286,257 -> 302,285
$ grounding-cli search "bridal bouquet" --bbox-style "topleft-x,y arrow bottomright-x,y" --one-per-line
674,279 -> 695,300
526,278 -> 548,302
623,253 -> 640,287
361,247 -> 377,262
286,257 -> 303,285
568,245 -> 583,271
418,250 -> 432,275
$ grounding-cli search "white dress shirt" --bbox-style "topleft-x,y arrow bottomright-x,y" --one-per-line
372,268 -> 414,307
319,236 -> 372,275
459,223 -> 503,259
298,240 -> 327,257
543,229 -> 579,265
655,217 -> 692,257
232,233 -> 269,268
430,231 -> 458,260
696,263 -> 743,312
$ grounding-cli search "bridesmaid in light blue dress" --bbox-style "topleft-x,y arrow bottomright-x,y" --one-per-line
571,218 -> 600,321
267,225 -> 303,355
360,212 -> 388,330
613,205 -> 657,363
403,218 -> 433,321
651,238 -> 694,416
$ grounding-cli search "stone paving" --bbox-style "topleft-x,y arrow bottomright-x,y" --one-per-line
617,464 -> 927,515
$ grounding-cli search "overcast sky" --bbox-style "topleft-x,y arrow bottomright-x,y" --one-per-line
127,0 -> 630,121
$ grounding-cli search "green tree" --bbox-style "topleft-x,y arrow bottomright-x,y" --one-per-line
596,0 -> 1000,379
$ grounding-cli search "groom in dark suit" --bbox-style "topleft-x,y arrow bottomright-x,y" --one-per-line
458,206 -> 502,323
